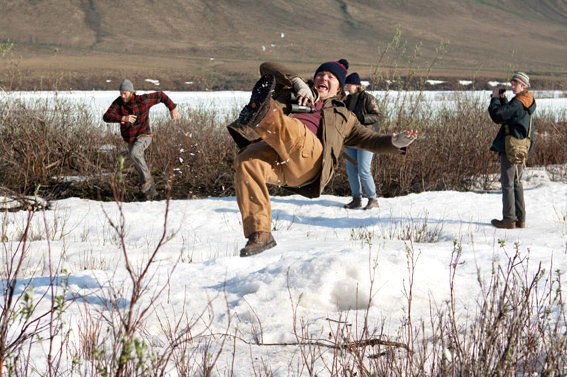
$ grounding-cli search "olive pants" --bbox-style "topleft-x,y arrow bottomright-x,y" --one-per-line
234,102 -> 323,238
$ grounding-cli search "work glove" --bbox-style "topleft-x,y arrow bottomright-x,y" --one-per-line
391,130 -> 418,149
291,77 -> 314,103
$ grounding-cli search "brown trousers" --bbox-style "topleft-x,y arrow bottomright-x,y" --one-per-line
235,102 -> 323,237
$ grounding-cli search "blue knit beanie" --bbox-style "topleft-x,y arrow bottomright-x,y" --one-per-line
314,59 -> 349,87
345,72 -> 361,86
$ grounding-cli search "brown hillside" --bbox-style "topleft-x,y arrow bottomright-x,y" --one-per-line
0,0 -> 566,90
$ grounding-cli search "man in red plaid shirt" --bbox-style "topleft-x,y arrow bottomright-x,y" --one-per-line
103,79 -> 180,199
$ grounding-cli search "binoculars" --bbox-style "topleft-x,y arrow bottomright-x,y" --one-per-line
289,93 -> 315,113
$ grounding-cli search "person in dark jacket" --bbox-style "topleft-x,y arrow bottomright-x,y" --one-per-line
103,79 -> 180,200
342,72 -> 384,210
488,72 -> 536,229
228,60 -> 417,257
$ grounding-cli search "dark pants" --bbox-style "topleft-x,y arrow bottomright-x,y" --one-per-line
499,153 -> 525,221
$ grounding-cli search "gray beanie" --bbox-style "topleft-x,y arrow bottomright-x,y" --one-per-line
119,79 -> 134,92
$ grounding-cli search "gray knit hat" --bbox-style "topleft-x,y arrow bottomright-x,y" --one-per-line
119,79 -> 134,92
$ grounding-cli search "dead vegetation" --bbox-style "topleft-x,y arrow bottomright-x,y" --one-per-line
0,89 -> 566,204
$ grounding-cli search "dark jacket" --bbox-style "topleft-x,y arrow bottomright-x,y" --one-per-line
228,62 -> 403,198
345,90 -> 383,131
488,90 -> 536,154
103,92 -> 177,143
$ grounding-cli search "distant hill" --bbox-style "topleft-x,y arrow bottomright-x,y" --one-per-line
1,0 -> 566,90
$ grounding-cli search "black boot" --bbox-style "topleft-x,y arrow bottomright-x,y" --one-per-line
343,198 -> 362,209
236,74 -> 276,128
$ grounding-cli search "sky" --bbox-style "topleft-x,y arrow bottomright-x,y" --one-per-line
1,90 -> 566,375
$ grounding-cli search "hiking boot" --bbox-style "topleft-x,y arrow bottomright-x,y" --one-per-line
240,232 -> 277,257
236,74 -> 276,127
364,198 -> 379,210
516,220 -> 525,228
140,181 -> 152,193
491,219 -> 516,229
343,198 -> 362,209
140,181 -> 157,200
145,185 -> 157,200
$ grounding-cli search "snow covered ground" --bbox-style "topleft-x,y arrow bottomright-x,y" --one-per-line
2,165 -> 566,375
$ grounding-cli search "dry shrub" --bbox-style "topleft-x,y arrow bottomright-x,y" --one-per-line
367,93 -> 567,197
1,94 -> 566,202
374,99 -> 497,196
148,107 -> 237,198
0,98 -> 121,199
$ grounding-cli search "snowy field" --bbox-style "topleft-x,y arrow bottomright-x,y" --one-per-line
2,169 -> 566,375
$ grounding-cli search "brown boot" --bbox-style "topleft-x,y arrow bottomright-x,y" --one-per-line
343,198 -> 362,209
516,220 -> 525,228
364,198 -> 379,210
240,232 -> 277,257
491,219 -> 516,229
